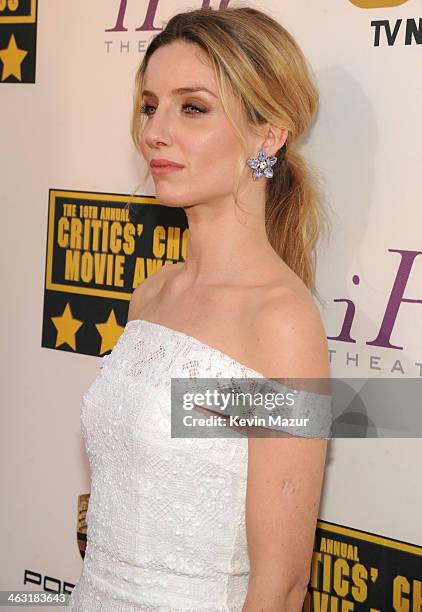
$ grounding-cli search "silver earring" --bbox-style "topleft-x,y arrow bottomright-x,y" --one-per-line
247,148 -> 277,181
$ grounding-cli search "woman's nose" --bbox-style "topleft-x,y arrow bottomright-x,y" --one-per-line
144,105 -> 173,148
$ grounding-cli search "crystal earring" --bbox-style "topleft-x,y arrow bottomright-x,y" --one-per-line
247,148 -> 278,181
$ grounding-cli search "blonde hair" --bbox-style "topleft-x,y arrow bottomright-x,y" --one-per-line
128,5 -> 331,301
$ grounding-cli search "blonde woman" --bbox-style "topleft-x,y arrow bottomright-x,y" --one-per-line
66,5 -> 331,611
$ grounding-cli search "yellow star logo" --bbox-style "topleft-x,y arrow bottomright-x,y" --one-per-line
51,304 -> 83,350
95,310 -> 125,355
0,33 -> 28,81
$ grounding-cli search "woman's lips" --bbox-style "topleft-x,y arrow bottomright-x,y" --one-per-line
150,165 -> 184,175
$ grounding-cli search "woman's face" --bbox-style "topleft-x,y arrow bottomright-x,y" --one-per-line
139,40 -> 256,208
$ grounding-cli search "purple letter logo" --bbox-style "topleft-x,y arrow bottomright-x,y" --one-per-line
329,249 -> 422,351
106,0 -> 232,32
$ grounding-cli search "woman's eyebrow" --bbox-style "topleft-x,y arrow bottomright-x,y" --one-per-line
141,86 -> 217,98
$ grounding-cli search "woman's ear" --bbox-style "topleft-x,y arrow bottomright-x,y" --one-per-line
261,125 -> 288,157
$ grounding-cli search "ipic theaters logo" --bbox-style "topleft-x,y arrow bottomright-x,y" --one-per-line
104,0 -> 230,54
41,189 -> 187,357
0,0 -> 37,83
328,249 -> 422,375
103,0 -> 420,54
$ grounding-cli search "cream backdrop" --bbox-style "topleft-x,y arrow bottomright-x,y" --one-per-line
1,0 -> 421,605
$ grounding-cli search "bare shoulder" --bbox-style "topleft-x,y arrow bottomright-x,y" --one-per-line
127,262 -> 183,322
244,282 -> 330,597
249,282 -> 329,379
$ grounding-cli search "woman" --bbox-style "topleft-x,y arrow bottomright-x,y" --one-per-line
66,5 -> 331,611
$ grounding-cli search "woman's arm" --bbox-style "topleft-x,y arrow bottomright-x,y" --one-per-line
243,295 -> 330,612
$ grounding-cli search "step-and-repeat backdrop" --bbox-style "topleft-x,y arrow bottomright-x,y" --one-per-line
1,1 -> 421,610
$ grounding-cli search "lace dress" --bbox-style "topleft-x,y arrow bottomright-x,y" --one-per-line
65,318 -> 331,611
64,319 -> 268,612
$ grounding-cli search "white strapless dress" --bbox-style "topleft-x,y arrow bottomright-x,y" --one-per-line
64,319 -> 269,612
65,318 -> 331,611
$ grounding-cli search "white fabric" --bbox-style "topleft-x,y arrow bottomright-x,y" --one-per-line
64,319 -> 269,612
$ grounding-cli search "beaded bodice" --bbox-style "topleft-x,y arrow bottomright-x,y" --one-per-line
65,319 -> 331,611
65,319 -> 267,612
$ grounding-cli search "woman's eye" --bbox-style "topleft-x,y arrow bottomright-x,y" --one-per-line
182,103 -> 207,115
140,104 -> 154,115
139,103 -> 207,117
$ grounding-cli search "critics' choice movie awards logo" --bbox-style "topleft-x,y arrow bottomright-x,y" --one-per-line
103,0 -> 420,52
304,520 -> 422,611
42,189 -> 187,357
0,0 -> 37,82
76,494 -> 89,559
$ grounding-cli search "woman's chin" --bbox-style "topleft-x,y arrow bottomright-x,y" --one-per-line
154,194 -> 187,208
153,188 -> 190,207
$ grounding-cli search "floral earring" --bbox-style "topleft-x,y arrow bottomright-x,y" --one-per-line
247,148 -> 278,181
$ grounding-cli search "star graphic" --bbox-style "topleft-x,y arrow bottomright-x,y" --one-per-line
51,304 -> 83,350
0,33 -> 28,81
95,310 -> 125,355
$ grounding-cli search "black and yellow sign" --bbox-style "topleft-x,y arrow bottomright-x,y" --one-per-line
304,519 -> 422,610
0,0 -> 37,83
42,189 -> 188,356
76,493 -> 89,560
